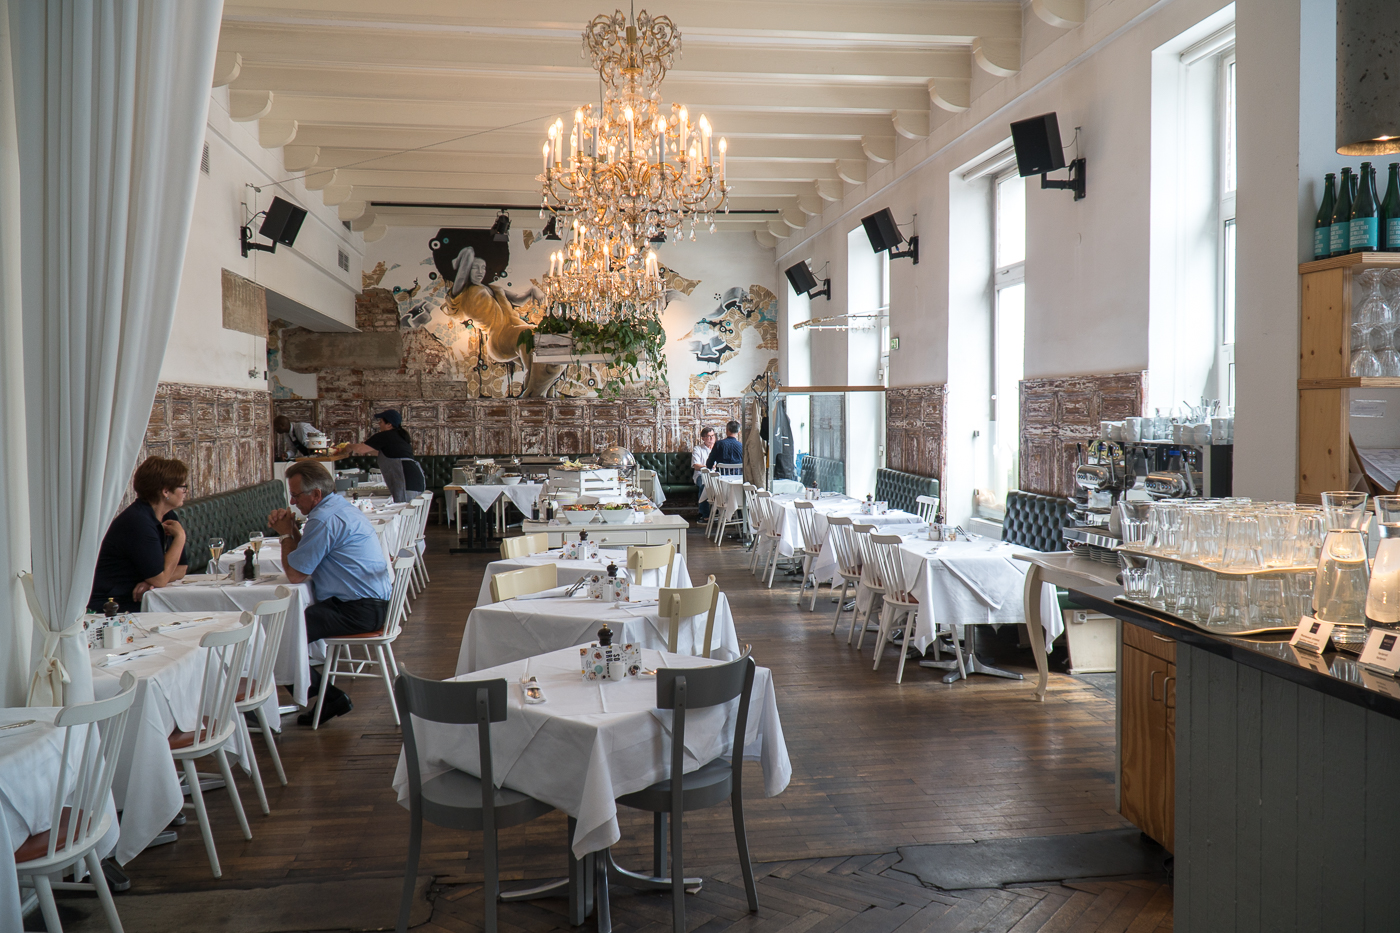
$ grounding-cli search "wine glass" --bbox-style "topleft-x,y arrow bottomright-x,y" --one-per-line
1351,270 -> 1386,377
207,537 -> 224,576
248,532 -> 264,554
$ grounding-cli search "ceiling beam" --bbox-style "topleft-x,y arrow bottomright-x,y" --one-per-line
972,37 -> 1020,77
228,89 -> 273,121
1032,0 -> 1085,28
892,109 -> 929,139
212,50 -> 242,87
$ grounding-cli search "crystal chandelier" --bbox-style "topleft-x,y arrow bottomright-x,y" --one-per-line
539,9 -> 729,249
542,219 -> 665,325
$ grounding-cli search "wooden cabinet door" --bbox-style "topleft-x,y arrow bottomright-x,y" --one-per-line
1120,643 -> 1174,850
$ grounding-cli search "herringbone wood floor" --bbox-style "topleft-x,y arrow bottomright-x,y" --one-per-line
99,522 -> 1169,931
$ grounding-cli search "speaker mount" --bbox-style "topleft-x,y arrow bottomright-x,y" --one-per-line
1040,157 -> 1087,200
889,235 -> 919,264
240,216 -> 277,257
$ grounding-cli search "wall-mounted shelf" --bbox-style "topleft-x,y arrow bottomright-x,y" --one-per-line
1298,377 -> 1400,389
1298,252 -> 1400,274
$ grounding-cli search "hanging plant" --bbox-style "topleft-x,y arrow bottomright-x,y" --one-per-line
520,312 -> 669,399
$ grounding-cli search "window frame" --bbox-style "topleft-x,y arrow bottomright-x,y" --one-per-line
1218,48 -> 1237,407
977,168 -> 1027,520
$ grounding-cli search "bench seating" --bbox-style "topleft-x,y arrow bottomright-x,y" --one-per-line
798,455 -> 845,495
633,451 -> 695,497
1002,491 -> 1072,552
177,480 -> 288,571
873,468 -> 939,515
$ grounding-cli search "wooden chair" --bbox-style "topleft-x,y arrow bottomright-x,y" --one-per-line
409,491 -> 434,594
715,463 -> 744,477
849,524 -> 884,648
752,493 -> 786,586
235,588 -> 293,815
792,501 -> 824,610
916,494 -> 940,525
616,650 -> 759,933
16,672 -> 137,933
825,517 -> 863,635
867,534 -> 951,683
489,562 -> 558,602
312,549 -> 416,729
713,479 -> 749,546
627,543 -> 676,587
170,616 -> 257,877
500,532 -> 549,559
394,672 -> 555,933
747,491 -> 773,574
658,575 -> 721,657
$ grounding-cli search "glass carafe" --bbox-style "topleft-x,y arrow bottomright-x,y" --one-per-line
1367,495 -> 1400,629
1314,491 -> 1370,626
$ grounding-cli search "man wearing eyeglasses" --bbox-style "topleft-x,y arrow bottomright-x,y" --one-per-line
693,426 -> 717,520
268,460 -> 391,726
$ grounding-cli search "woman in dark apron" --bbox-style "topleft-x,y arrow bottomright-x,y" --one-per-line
348,409 -> 425,503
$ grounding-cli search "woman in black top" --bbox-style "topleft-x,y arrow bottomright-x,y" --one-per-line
89,456 -> 190,611
348,409 -> 425,502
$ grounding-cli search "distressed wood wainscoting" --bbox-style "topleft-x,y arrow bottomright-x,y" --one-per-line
139,382 -> 271,498
1019,372 -> 1145,498
886,384 -> 946,481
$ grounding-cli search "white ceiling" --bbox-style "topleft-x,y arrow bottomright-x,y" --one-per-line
216,1 -> 1082,242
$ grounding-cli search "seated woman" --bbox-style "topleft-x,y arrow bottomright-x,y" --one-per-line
89,456 -> 190,612
347,409 -> 425,503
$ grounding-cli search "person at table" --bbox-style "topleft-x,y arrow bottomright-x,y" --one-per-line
269,460 -> 392,726
273,414 -> 320,460
706,420 -> 744,471
88,456 -> 189,612
345,408 -> 425,504
693,426 -> 717,520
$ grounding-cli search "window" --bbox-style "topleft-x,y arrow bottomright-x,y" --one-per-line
978,169 -> 1026,518
1218,51 -> 1237,407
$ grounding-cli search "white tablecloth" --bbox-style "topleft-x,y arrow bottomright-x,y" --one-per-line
861,539 -> 1063,653
0,707 -> 74,930
394,646 -> 790,858
457,585 -> 740,673
476,547 -> 693,607
142,575 -> 315,706
216,500 -> 412,574
456,484 -> 544,514
768,494 -> 922,560
89,612 -> 253,864
699,474 -> 744,519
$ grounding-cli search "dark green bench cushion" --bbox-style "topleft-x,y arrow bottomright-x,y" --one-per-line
874,469 -> 939,516
178,480 -> 288,570
1003,490 -> 1072,552
799,455 -> 845,495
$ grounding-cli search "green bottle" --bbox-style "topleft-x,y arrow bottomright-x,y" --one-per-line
1316,173 -> 1336,259
1331,167 -> 1354,257
1382,163 -> 1400,251
1351,162 -> 1380,253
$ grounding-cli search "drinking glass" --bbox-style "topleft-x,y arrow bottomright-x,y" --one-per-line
1220,515 -> 1264,571
207,537 -> 225,576
1208,576 -> 1255,628
1366,495 -> 1400,628
1287,572 -> 1317,624
248,532 -> 264,554
1314,491 -> 1370,626
1351,270 -> 1386,377
1122,567 -> 1154,601
1118,500 -> 1151,547
1293,510 -> 1327,565
1259,510 -> 1296,568
1156,561 -> 1182,612
1251,574 -> 1290,626
1180,568 -> 1215,622
1150,502 -> 1183,556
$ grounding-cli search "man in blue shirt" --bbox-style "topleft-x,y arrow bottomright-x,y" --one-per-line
706,420 -> 744,470
269,460 -> 392,725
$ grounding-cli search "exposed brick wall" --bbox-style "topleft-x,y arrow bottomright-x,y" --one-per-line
886,385 -> 946,480
139,383 -> 271,498
1019,371 -> 1145,497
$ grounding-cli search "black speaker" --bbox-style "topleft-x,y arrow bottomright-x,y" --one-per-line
1010,113 -> 1067,177
860,208 -> 904,253
259,197 -> 307,247
784,261 -> 819,295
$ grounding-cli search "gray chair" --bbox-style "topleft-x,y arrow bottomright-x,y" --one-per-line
616,650 -> 760,933
394,672 -> 555,933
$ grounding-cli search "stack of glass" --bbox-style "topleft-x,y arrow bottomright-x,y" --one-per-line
1350,269 -> 1400,378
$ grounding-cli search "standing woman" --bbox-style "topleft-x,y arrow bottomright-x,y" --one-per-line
89,456 -> 190,611
347,409 -> 425,503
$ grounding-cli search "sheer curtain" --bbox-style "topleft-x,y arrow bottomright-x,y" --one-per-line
7,0 -> 222,703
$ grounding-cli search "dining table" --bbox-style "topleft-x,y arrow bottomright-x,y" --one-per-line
217,498 -> 413,575
475,547 -> 693,608
448,483 -> 545,533
457,585 -> 741,673
698,474 -> 745,526
142,574 -> 315,708
768,493 -> 923,562
89,611 -> 255,864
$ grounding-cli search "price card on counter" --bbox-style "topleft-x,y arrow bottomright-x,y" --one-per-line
1359,628 -> 1400,675
1290,616 -> 1334,654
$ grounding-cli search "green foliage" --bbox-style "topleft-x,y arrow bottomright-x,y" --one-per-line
520,312 -> 669,399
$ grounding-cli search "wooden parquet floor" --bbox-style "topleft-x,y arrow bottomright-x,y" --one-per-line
92,523 -> 1169,932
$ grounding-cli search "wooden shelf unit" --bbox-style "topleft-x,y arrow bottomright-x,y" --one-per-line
1297,252 -> 1400,501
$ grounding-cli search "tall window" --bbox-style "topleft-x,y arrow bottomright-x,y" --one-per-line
1219,51 -> 1237,407
979,169 -> 1025,518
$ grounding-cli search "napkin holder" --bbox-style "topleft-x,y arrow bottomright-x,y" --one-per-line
562,538 -> 600,561
580,624 -> 642,680
86,616 -> 135,650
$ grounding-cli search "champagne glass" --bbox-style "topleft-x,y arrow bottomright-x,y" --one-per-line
248,532 -> 264,554
207,537 -> 225,576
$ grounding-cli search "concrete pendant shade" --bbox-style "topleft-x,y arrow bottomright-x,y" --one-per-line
1337,0 -> 1400,155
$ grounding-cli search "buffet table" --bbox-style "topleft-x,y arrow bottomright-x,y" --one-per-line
522,513 -> 689,559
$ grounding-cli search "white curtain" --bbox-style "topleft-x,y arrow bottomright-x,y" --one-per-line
8,0 -> 222,703
0,0 -> 33,709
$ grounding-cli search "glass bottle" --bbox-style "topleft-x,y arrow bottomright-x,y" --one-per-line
1332,168 -> 1355,257
1382,163 -> 1400,252
1352,162 -> 1380,253
1314,490 -> 1370,627
1316,173 -> 1337,260
1366,495 -> 1400,629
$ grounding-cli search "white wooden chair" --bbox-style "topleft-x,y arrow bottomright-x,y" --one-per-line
916,495 -> 940,525
490,562 -> 558,602
713,479 -> 749,546
658,575 -> 721,657
399,499 -> 426,605
747,491 -> 773,574
849,524 -> 884,648
792,501 -> 825,610
409,491 -> 434,594
170,616 -> 257,878
868,534 -> 957,683
753,493 -> 786,586
312,549 -> 416,729
235,588 -> 293,815
825,517 -> 864,635
715,463 -> 744,477
627,543 -> 676,587
16,672 -> 137,933
500,532 -> 549,559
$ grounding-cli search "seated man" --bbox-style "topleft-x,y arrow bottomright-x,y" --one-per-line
89,456 -> 190,612
268,460 -> 392,726
706,420 -> 744,472
692,426 -> 717,520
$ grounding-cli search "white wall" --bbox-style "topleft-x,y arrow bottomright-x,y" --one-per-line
160,86 -> 361,390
